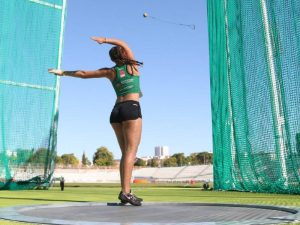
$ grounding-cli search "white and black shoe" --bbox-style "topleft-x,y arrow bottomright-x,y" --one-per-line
118,190 -> 143,204
118,192 -> 142,206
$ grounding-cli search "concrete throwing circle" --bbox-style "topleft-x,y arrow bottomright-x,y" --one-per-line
0,202 -> 299,225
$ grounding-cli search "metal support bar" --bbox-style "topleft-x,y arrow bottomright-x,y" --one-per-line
29,0 -> 62,10
0,80 -> 55,91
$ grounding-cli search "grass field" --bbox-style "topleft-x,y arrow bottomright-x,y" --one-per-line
0,183 -> 299,225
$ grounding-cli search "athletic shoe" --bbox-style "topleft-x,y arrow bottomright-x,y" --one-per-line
118,191 -> 143,203
118,191 -> 128,204
131,192 -> 143,202
118,192 -> 142,206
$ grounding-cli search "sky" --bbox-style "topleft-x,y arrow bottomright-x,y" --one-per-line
57,0 -> 212,161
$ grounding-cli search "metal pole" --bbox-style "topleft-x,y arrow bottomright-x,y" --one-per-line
260,0 -> 288,186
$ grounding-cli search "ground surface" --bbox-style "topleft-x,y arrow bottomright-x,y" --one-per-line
0,183 -> 299,225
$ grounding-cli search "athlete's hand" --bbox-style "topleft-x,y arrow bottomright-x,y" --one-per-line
48,69 -> 63,76
91,36 -> 107,44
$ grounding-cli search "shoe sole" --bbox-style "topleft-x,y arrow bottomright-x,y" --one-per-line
119,197 -> 142,206
118,193 -> 142,206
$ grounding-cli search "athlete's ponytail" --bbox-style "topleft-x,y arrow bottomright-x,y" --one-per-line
109,46 -> 143,66
120,58 -> 143,66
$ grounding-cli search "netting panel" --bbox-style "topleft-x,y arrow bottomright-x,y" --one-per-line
0,0 -> 66,190
208,0 -> 300,194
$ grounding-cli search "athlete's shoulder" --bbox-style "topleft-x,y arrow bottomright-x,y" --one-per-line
97,67 -> 115,81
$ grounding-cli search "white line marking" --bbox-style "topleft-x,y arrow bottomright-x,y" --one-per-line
0,80 -> 56,91
29,0 -> 62,10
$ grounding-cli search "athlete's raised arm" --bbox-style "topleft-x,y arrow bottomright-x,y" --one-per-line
91,37 -> 135,61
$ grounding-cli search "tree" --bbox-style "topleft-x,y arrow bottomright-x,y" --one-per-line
188,152 -> 213,165
186,155 -> 192,165
81,152 -> 91,166
55,156 -> 63,165
61,154 -> 79,166
148,158 -> 159,167
134,158 -> 146,167
196,152 -> 213,164
188,153 -> 199,165
93,146 -> 114,166
163,157 -> 177,167
15,148 -> 32,165
27,148 -> 48,164
172,153 -> 187,166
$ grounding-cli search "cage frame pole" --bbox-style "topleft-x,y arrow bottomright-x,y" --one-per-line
260,0 -> 288,186
43,0 -> 67,179
223,0 -> 238,187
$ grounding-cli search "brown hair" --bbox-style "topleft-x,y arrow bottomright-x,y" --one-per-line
109,46 -> 143,66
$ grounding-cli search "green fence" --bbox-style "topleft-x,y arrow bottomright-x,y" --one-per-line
208,0 -> 300,194
0,0 -> 66,190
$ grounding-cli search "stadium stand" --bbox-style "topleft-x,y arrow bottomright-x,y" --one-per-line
53,165 -> 213,183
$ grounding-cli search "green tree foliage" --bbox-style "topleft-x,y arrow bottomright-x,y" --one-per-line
55,156 -> 62,165
172,153 -> 187,166
148,158 -> 159,167
14,149 -> 32,165
163,157 -> 178,167
81,152 -> 91,166
134,158 -> 146,166
93,146 -> 114,166
188,153 -> 198,165
186,155 -> 192,165
189,152 -> 213,165
7,149 -> 31,165
61,154 -> 79,166
27,148 -> 48,164
198,152 -> 213,164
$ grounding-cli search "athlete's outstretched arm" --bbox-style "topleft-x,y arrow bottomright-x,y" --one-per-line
48,68 -> 114,79
91,37 -> 135,61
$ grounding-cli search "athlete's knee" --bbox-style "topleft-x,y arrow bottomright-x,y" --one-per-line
123,157 -> 135,167
125,149 -> 138,159
123,151 -> 137,162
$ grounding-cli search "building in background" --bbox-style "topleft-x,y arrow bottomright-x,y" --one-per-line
154,146 -> 170,159
140,156 -> 152,162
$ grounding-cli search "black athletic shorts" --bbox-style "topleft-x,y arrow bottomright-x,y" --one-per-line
110,100 -> 142,123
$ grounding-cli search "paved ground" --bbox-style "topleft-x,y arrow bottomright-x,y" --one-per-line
0,202 -> 299,225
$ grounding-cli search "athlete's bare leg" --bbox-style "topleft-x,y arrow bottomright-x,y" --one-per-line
111,123 -> 126,190
121,118 -> 142,193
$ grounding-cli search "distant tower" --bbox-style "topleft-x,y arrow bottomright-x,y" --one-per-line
154,146 -> 170,159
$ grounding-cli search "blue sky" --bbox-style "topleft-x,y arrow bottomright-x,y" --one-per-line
57,0 -> 212,160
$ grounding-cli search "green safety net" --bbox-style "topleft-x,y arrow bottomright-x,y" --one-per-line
208,0 -> 300,194
0,0 -> 66,190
